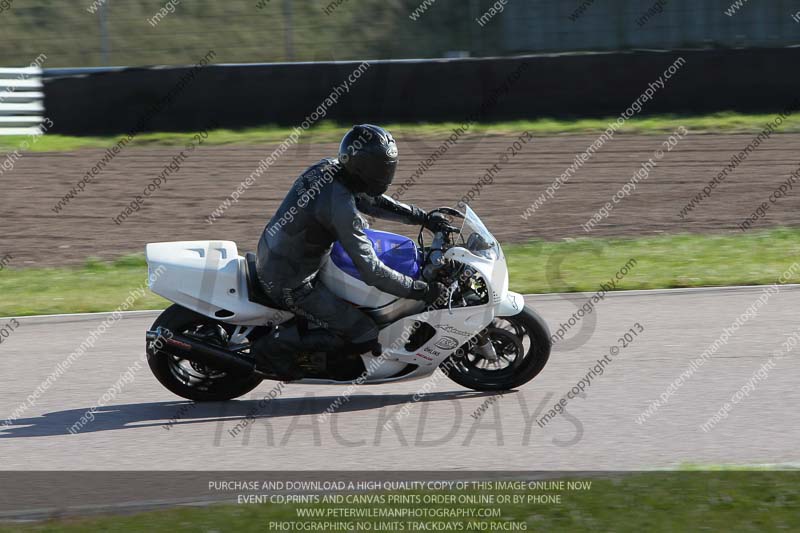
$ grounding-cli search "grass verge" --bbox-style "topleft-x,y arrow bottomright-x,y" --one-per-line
505,228 -> 800,294
2,229 -> 800,317
1,112 -> 798,153
2,472 -> 798,532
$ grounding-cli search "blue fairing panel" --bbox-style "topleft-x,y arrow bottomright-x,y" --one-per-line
331,229 -> 421,281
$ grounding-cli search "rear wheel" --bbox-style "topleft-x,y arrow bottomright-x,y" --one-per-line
443,306 -> 551,391
147,305 -> 264,401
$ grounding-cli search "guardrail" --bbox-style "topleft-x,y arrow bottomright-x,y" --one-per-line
0,67 -> 44,136
39,48 -> 800,135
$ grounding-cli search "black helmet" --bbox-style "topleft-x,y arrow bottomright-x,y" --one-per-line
338,124 -> 398,196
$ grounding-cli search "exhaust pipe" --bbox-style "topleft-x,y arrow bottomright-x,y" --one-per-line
146,327 -> 255,375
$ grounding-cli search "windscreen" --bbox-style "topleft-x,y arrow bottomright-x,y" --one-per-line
457,206 -> 501,260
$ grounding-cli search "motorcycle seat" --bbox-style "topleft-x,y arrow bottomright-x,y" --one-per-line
244,252 -> 280,309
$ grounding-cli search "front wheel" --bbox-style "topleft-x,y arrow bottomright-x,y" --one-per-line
147,305 -> 264,401
443,306 -> 551,391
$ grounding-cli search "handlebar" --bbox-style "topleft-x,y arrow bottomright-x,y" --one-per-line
420,207 -> 462,281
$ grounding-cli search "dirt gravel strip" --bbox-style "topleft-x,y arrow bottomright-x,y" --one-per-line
1,133 -> 799,266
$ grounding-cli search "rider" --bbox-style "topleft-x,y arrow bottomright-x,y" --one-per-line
254,124 -> 455,376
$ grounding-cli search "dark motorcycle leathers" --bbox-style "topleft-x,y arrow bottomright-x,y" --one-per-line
255,158 -> 427,361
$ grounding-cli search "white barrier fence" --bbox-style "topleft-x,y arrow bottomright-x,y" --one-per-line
0,67 -> 44,136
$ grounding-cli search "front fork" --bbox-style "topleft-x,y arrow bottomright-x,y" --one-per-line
472,330 -> 499,362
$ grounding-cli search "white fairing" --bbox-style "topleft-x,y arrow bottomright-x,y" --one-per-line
144,207 -> 518,384
359,244 -> 509,381
318,256 -> 397,308
145,240 -> 288,326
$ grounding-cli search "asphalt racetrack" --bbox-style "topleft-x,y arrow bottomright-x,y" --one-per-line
2,287 -> 797,473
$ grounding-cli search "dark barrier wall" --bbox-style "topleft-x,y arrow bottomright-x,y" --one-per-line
44,48 -> 800,136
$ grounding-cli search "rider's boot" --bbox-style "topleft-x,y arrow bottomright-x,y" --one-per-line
253,323 -> 344,379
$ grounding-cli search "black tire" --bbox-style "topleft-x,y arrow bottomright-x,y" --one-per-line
443,306 -> 551,391
147,304 -> 264,401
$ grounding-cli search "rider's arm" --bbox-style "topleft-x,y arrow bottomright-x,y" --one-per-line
355,193 -> 427,226
322,189 -> 427,299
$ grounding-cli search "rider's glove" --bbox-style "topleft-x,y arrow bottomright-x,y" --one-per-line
423,212 -> 459,234
425,282 -> 449,305
409,280 -> 448,305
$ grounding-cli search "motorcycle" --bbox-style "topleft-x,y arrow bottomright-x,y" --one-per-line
144,206 -> 551,401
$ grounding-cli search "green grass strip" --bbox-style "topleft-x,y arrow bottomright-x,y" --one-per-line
2,472 -> 798,532
1,112 -> 798,153
505,228 -> 800,294
2,229 -> 800,317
